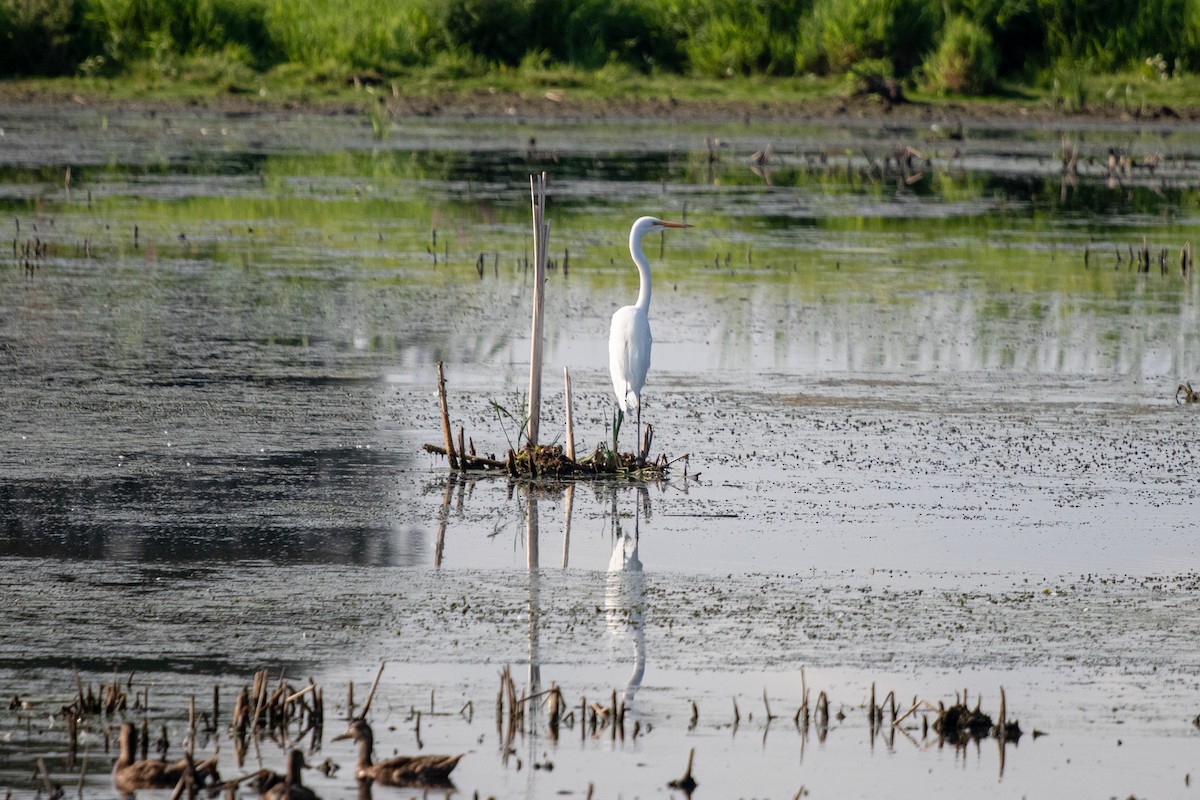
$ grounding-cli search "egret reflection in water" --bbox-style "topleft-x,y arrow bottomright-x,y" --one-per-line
428,475 -> 653,709
603,485 -> 648,709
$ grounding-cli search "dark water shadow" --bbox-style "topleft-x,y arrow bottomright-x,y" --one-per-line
0,447 -> 420,565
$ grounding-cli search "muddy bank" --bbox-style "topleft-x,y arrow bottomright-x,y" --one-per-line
370,88 -> 1200,127
2,79 -> 1198,128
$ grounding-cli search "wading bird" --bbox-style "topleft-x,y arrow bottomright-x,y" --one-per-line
609,216 -> 691,450
334,718 -> 462,787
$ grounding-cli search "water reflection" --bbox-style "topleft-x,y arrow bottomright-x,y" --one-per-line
603,486 -> 647,709
0,447 -> 418,565
431,475 -> 655,718
525,484 -> 542,695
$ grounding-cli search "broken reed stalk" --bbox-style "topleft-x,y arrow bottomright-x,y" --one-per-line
495,682 -> 503,739
166,755 -> 193,800
187,695 -> 196,755
795,668 -> 810,728
508,678 -> 520,744
561,483 -> 574,569
37,759 -> 56,798
563,367 -> 575,461
312,683 -> 324,738
250,670 -> 268,735
73,668 -> 85,710
667,748 -> 698,793
998,686 -> 1006,730
75,747 -> 87,798
437,362 -> 458,470
526,172 -> 549,449
639,423 -> 654,467
547,684 -> 561,739
892,700 -> 924,728
284,685 -> 314,704
611,690 -> 619,741
359,662 -> 386,719
66,714 -> 78,768
498,665 -> 519,743
232,687 -> 249,736
763,688 -> 777,721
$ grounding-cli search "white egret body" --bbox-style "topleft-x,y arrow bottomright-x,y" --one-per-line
608,215 -> 691,442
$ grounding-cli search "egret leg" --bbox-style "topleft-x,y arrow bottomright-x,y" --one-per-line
635,405 -> 643,464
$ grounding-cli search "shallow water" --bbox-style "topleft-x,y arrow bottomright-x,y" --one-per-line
2,105 -> 1200,798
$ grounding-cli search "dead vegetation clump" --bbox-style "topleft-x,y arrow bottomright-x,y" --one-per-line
931,689 -> 1022,746
424,362 -> 688,482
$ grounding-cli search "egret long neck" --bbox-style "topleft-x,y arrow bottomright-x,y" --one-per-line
629,229 -> 652,311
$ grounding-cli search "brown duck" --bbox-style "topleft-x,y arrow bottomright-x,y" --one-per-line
112,722 -> 219,793
260,749 -> 320,800
333,719 -> 462,786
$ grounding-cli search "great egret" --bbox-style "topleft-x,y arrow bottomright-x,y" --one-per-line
609,215 -> 692,449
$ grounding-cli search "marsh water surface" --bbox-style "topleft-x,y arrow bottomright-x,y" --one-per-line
2,105 -> 1200,798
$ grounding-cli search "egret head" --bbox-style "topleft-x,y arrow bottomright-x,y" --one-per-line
633,215 -> 692,236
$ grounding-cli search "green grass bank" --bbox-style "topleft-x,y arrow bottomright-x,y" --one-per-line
3,0 -> 1200,114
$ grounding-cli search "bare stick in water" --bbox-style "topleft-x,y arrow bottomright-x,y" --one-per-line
437,363 -> 458,470
564,367 -> 576,461
359,662 -> 386,718
526,172 -> 549,448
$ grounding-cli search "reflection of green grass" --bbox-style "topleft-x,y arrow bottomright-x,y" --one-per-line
7,133 -> 1200,333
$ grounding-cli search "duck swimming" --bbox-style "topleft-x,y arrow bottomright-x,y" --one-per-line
333,719 -> 462,786
259,749 -> 319,800
112,722 -> 219,794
